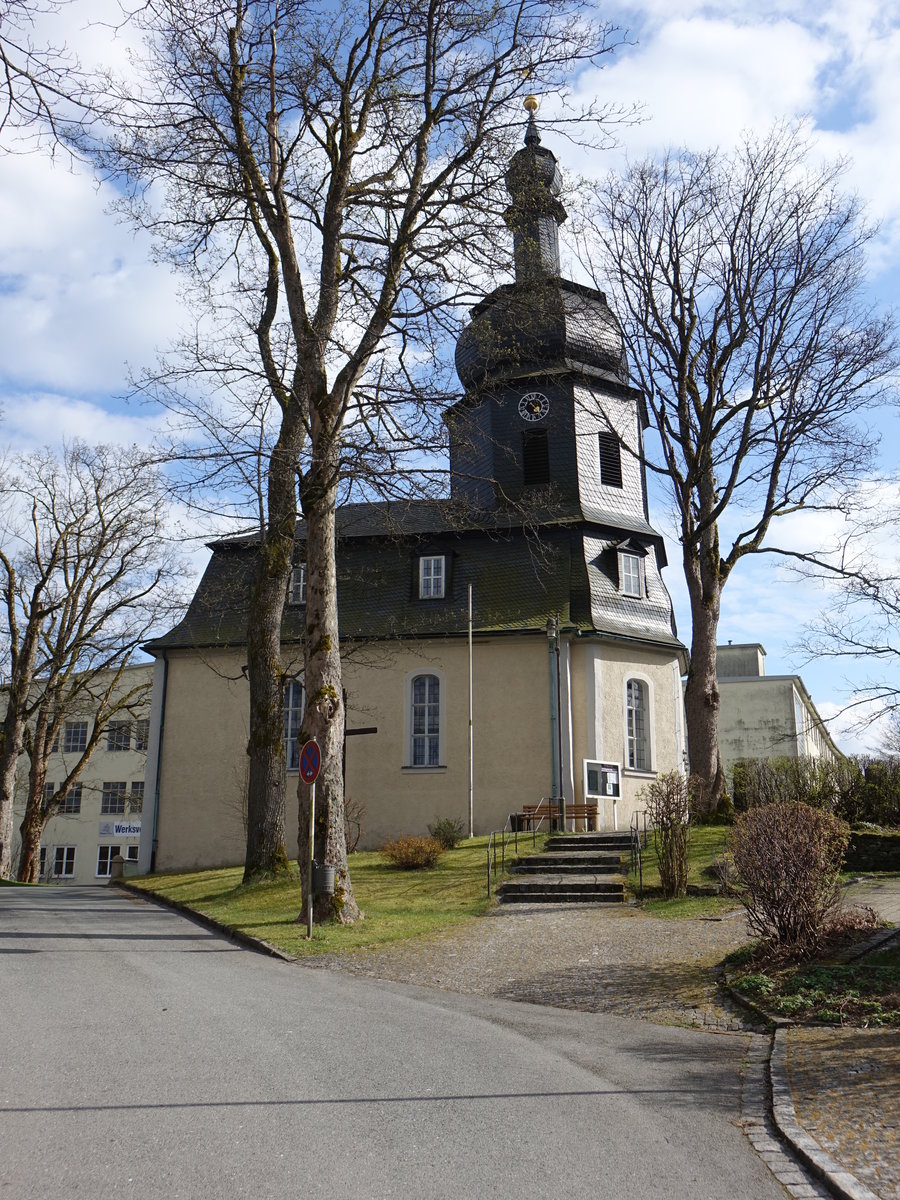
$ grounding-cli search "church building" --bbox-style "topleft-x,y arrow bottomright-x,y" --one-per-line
139,107 -> 687,872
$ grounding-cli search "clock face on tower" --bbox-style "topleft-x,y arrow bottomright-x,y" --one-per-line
518,391 -> 550,422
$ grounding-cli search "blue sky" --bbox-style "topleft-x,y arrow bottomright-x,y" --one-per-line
1,0 -> 898,751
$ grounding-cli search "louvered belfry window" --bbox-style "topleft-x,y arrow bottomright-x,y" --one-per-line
522,431 -> 550,486
598,431 -> 623,488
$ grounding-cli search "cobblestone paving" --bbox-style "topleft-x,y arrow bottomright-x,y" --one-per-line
311,902 -> 755,1029
787,1027 -> 900,1200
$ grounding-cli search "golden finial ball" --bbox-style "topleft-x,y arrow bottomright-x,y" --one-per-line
523,95 -> 539,113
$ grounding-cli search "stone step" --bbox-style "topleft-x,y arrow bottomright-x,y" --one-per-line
498,874 -> 625,894
497,875 -> 625,905
546,835 -> 632,852
499,891 -> 625,905
512,853 -> 624,873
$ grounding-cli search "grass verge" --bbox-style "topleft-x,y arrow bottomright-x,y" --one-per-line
127,834 -> 543,957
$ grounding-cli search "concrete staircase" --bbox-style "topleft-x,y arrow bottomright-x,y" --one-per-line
497,831 -> 631,905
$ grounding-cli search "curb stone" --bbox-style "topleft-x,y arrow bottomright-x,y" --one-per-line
769,1026 -> 883,1200
723,974 -> 887,1200
112,879 -> 297,962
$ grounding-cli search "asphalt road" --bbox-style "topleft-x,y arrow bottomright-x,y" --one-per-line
0,886 -> 787,1200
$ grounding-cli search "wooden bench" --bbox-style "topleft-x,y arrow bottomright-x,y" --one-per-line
517,800 -> 599,832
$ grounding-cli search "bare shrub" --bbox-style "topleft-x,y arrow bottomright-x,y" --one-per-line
427,817 -> 465,850
640,772 -> 698,899
730,802 -> 850,957
344,796 -> 366,854
380,836 -> 443,870
710,852 -> 739,895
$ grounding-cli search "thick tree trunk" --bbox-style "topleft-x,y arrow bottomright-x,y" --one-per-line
0,631 -> 40,878
17,743 -> 50,883
682,543 -> 726,816
243,407 -> 306,883
297,466 -> 360,926
0,756 -> 16,879
17,801 -> 45,883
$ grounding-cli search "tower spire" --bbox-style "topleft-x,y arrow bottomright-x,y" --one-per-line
523,93 -> 541,147
504,96 -> 566,281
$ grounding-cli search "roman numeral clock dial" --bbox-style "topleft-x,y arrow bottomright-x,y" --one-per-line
518,391 -> 550,422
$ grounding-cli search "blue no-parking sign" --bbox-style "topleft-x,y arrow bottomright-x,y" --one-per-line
299,740 -> 321,784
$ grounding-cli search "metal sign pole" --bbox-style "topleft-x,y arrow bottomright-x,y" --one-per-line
306,778 -> 315,940
299,738 -> 321,940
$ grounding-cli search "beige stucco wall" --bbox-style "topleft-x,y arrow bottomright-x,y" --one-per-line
569,639 -> 686,832
151,633 -> 686,871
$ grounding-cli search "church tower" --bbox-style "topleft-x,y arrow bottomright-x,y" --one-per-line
450,99 -> 677,648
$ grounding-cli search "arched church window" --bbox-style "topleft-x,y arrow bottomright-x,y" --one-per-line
626,678 -> 650,770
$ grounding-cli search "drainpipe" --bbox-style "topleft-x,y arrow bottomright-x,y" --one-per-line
140,652 -> 168,874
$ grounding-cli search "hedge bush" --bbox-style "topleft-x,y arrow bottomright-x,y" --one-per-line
427,817 -> 465,850
380,835 -> 444,870
730,754 -> 900,828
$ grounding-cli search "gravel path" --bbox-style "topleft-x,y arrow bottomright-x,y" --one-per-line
310,902 -> 755,1030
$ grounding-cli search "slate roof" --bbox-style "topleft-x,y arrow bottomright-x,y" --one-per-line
148,498 -> 682,654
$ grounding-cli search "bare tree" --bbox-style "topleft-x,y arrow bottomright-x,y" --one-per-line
0,0 -> 91,145
795,498 -> 900,740
0,442 -> 183,880
584,125 -> 897,812
87,0 -> 626,914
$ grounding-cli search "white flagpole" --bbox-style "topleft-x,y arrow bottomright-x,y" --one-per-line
468,583 -> 474,838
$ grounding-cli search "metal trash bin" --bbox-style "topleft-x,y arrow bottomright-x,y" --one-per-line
313,863 -> 335,896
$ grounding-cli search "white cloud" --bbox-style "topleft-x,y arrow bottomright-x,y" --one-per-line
2,393 -> 160,452
575,15 -> 830,163
815,696 -> 894,755
0,149 -> 184,397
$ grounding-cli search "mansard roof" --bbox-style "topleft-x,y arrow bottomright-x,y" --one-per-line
148,497 -> 682,655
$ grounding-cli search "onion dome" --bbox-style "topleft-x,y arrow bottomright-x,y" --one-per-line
455,99 -> 626,391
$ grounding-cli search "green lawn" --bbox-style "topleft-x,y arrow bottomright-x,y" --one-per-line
633,824 -> 741,917
127,834 -> 545,957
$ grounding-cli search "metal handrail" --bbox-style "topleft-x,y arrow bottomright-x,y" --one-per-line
629,809 -> 650,900
486,811 -> 551,896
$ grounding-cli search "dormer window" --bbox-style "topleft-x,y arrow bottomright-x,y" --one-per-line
621,554 -> 643,596
419,555 -> 445,599
288,564 -> 306,605
616,540 -> 647,598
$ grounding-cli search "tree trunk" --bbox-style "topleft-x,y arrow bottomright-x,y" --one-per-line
243,407 -> 306,883
0,755 -> 16,879
17,800 -> 45,883
682,543 -> 726,816
0,628 -> 40,878
297,461 -> 360,926
17,740 -> 50,883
